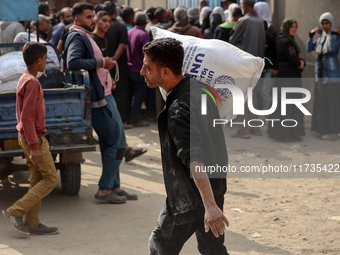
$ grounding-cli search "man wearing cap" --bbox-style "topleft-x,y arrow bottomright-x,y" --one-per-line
33,14 -> 52,41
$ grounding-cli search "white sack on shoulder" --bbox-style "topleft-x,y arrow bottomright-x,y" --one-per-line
151,27 -> 265,120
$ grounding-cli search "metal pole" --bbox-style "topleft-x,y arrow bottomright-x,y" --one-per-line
36,1 -> 39,42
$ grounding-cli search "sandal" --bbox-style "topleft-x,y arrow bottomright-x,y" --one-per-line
95,192 -> 127,204
116,189 -> 138,200
124,147 -> 147,163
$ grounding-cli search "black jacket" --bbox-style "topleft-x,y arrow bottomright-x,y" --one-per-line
158,76 -> 228,225
65,30 -> 106,107
276,37 -> 303,78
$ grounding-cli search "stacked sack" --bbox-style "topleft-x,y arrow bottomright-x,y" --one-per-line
0,51 -> 26,93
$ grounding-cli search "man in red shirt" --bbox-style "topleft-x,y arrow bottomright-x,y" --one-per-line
2,42 -> 59,235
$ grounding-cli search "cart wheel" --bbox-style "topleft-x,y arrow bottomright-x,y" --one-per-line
60,163 -> 81,195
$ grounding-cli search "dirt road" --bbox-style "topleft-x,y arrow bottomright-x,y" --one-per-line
1,119 -> 339,255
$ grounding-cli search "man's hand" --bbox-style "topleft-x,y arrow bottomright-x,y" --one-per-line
30,149 -> 41,165
104,57 -> 116,70
205,204 -> 229,237
111,80 -> 117,91
190,161 -> 229,238
298,59 -> 305,70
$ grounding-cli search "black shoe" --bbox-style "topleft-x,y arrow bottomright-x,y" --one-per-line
2,209 -> 30,235
29,223 -> 59,235
124,147 -> 147,163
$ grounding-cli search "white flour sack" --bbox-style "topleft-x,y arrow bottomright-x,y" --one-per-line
151,27 -> 265,120
0,80 -> 19,93
0,51 -> 26,83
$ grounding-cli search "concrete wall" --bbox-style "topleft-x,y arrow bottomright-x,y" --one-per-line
271,0 -> 340,78
269,0 -> 340,111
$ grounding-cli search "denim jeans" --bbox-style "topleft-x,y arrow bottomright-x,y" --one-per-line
10,136 -> 58,230
128,72 -> 148,124
92,94 -> 126,190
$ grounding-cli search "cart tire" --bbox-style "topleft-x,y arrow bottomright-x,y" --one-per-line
60,163 -> 81,195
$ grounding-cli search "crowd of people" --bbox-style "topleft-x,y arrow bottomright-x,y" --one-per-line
1,3 -> 231,253
0,0 -> 339,141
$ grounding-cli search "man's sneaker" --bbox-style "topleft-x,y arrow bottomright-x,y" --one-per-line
29,223 -> 59,235
2,209 -> 30,235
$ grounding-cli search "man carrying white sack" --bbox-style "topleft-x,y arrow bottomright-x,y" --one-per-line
151,24 -> 264,124
141,38 -> 230,255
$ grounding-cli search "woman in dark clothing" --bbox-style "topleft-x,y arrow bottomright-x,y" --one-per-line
307,12 -> 340,141
204,13 -> 222,39
199,6 -> 211,35
268,18 -> 306,142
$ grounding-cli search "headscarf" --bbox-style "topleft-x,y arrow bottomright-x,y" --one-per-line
210,13 -> 222,29
188,7 -> 199,25
316,12 -> 335,55
279,18 -> 300,53
199,6 -> 211,26
200,6 -> 212,33
254,2 -> 271,27
213,6 -> 224,23
227,3 -> 240,22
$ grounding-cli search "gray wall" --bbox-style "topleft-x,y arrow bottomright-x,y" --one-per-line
269,0 -> 340,112
271,0 -> 340,78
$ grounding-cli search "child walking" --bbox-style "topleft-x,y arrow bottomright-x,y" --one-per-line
2,41 -> 59,235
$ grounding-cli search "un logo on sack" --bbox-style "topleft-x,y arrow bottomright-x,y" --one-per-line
214,75 -> 235,101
